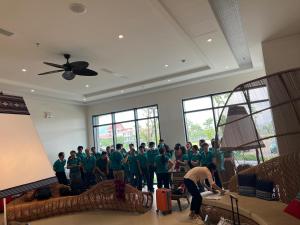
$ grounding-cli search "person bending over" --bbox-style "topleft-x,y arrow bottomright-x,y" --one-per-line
184,164 -> 224,222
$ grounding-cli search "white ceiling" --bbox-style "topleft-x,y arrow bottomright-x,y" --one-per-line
0,0 -> 299,103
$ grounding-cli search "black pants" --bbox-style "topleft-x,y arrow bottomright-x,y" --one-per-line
84,172 -> 96,188
137,168 -> 148,190
56,172 -> 68,185
148,165 -> 155,192
157,172 -> 170,189
184,178 -> 202,214
214,170 -> 222,188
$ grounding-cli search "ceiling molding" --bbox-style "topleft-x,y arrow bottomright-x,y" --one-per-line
208,0 -> 252,68
87,66 -> 265,105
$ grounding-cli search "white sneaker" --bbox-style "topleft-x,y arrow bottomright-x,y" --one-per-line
193,215 -> 205,225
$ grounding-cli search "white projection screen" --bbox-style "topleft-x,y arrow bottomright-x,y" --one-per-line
0,94 -> 56,198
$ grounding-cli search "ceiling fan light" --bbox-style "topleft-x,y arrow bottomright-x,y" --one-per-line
62,71 -> 75,80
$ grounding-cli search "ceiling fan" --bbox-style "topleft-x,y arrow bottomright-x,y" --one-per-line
38,54 -> 98,80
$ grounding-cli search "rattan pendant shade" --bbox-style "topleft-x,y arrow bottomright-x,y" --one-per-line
221,105 -> 265,151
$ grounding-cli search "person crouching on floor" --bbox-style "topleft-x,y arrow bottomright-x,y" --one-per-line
183,164 -> 225,222
53,152 -> 68,185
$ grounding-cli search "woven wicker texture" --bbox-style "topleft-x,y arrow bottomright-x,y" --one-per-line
228,152 -> 300,204
7,180 -> 153,222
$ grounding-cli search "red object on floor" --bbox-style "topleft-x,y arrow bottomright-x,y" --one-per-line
284,199 -> 300,219
156,188 -> 172,214
0,196 -> 14,212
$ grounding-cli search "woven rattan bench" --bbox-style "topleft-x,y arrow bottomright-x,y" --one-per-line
7,180 -> 153,223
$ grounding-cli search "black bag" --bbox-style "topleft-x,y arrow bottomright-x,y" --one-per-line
35,187 -> 52,200
59,187 -> 72,196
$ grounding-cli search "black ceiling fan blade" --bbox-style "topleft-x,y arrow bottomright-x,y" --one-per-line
38,69 -> 64,75
73,68 -> 98,76
70,61 -> 89,69
43,62 -> 64,68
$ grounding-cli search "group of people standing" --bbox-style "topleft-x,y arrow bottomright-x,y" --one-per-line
52,138 -> 224,192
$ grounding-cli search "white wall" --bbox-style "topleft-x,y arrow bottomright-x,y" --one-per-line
263,33 -> 300,74
24,97 -> 88,164
87,71 -> 264,147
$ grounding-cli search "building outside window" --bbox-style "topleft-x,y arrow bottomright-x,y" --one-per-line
93,105 -> 160,150
182,87 -> 279,165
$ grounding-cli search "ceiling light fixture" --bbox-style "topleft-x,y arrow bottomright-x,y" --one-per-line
167,79 -> 171,82
30,89 -> 35,93
83,98 -> 87,102
85,84 -> 89,88
164,64 -> 169,68
121,90 -> 124,93
22,69 -> 27,72
225,66 -> 230,69
118,34 -> 124,39
69,3 -> 87,14
207,38 -> 212,42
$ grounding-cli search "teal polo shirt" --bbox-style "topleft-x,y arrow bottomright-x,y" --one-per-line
210,147 -> 224,171
147,148 -> 159,166
190,152 -> 200,162
82,155 -> 96,173
155,155 -> 170,174
128,153 -> 138,174
110,151 -> 124,171
187,149 -> 193,161
175,154 -> 189,161
96,158 -> 108,172
76,152 -> 86,161
137,153 -> 147,169
53,159 -> 66,173
67,157 -> 80,173
200,151 -> 213,166
92,152 -> 101,160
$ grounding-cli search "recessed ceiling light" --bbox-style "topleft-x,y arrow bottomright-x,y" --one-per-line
164,64 -> 169,68
207,38 -> 212,42
225,66 -> 230,69
118,34 -> 124,39
167,79 -> 171,82
85,84 -> 89,88
83,98 -> 87,101
30,89 -> 35,93
69,3 -> 87,14
22,69 -> 27,72
121,90 -> 125,93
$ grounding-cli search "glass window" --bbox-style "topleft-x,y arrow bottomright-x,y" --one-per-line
137,106 -> 158,119
185,110 -> 215,144
93,125 -> 113,150
182,87 -> 278,163
115,122 -> 137,146
93,114 -> 112,125
183,96 -> 212,112
92,105 -> 160,150
115,110 -> 135,123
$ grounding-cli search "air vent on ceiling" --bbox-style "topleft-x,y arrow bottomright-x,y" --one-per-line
0,27 -> 14,37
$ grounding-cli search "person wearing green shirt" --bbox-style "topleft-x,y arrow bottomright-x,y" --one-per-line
200,143 -> 213,166
174,144 -> 189,171
95,151 -> 109,180
77,146 -> 86,180
53,152 -> 68,185
67,150 -> 82,184
146,142 -> 159,192
82,148 -> 96,187
155,146 -> 174,189
210,139 -> 224,188
128,147 -> 139,188
199,139 -> 205,154
186,141 -> 193,167
110,143 -> 126,181
137,145 -> 148,190
190,145 -> 201,168
91,146 -> 101,160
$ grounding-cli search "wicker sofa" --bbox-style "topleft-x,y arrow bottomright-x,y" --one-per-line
7,180 -> 153,223
201,152 -> 300,225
